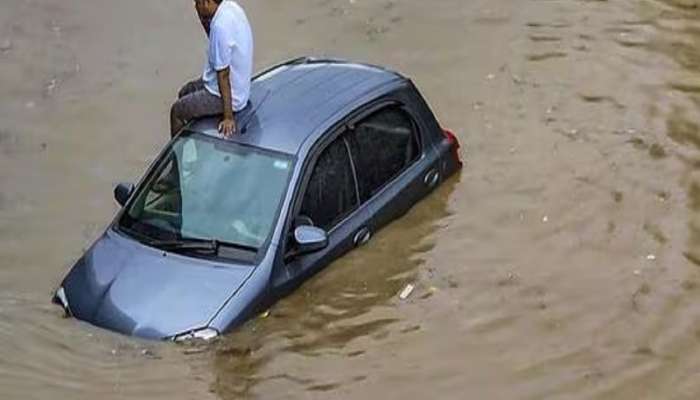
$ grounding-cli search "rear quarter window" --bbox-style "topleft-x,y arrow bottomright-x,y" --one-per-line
346,106 -> 420,202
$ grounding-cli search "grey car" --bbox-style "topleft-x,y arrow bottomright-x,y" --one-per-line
53,57 -> 463,341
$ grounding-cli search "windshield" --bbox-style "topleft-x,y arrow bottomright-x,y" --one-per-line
119,132 -> 293,251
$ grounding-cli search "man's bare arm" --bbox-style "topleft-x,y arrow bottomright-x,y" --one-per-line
217,67 -> 236,137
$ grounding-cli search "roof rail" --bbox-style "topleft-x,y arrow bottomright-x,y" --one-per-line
253,56 -> 312,79
253,56 -> 405,81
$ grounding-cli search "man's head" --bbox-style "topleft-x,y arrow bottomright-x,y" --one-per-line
194,0 -> 222,24
194,0 -> 222,34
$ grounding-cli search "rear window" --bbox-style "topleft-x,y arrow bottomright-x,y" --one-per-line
346,106 -> 420,202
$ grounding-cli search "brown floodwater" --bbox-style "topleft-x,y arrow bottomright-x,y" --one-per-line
2,0 -> 700,398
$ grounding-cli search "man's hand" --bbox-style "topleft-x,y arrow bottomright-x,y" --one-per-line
216,67 -> 236,138
219,116 -> 237,138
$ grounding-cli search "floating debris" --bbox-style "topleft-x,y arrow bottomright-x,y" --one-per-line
259,310 -> 271,319
542,215 -> 549,223
50,21 -> 62,35
637,283 -> 651,295
612,191 -> 624,203
633,346 -> 654,356
420,286 -> 438,299
497,272 -> 519,287
656,191 -> 669,202
646,254 -> 656,261
44,78 -> 58,97
140,348 -> 160,359
0,39 -> 12,52
399,284 -> 415,300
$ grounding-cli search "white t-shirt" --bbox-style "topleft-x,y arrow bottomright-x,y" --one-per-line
202,1 -> 253,111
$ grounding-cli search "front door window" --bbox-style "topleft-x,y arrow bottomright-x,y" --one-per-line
299,136 -> 358,231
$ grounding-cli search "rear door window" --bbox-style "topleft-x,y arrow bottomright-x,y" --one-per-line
299,135 -> 359,231
346,106 -> 420,202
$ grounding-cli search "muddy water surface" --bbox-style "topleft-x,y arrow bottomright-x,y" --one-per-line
2,0 -> 700,399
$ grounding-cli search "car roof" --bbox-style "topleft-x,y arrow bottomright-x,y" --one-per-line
188,57 -> 407,155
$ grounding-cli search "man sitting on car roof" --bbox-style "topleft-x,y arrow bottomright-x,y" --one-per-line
170,0 -> 253,138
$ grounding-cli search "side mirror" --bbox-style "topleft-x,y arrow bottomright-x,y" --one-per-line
294,225 -> 328,255
293,215 -> 314,228
114,182 -> 134,207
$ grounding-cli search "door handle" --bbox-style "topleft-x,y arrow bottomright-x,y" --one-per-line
424,169 -> 440,188
354,227 -> 371,247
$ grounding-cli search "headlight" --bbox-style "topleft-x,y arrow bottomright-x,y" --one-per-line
172,327 -> 219,342
53,286 -> 72,316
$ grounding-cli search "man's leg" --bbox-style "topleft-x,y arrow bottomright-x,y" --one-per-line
177,78 -> 205,99
170,88 -> 223,137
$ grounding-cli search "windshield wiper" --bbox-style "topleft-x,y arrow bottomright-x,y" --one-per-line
152,237 -> 219,253
152,237 -> 258,254
117,224 -> 160,246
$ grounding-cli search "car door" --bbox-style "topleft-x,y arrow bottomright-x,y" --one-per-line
279,130 -> 371,287
345,101 -> 441,231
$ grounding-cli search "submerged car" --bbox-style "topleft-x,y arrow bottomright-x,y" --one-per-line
53,57 -> 463,340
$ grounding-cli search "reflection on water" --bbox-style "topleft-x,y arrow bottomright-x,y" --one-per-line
209,178 -> 458,398
0,293 -> 216,400
655,1 -> 700,282
4,0 -> 700,399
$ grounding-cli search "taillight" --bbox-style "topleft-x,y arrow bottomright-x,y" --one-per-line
442,128 -> 463,167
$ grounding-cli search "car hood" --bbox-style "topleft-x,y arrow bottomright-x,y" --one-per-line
61,229 -> 254,339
